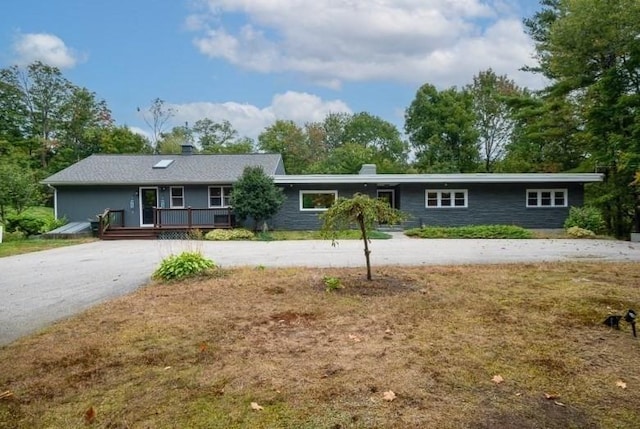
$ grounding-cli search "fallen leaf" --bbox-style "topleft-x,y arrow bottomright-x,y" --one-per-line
199,342 -> 208,353
385,328 -> 393,334
383,390 -> 396,401
348,334 -> 362,342
0,391 -> 13,400
84,406 -> 96,424
554,401 -> 566,407
250,402 -> 264,411
515,392 -> 522,397
616,380 -> 627,389
163,366 -> 172,371
491,375 -> 504,384
544,392 -> 559,400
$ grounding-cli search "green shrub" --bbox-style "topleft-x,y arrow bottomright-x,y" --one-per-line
5,212 -> 49,236
564,206 -> 605,233
1,229 -> 26,242
323,276 -> 342,292
566,226 -> 596,238
152,251 -> 217,281
44,216 -> 68,232
204,228 -> 255,241
404,225 -> 533,239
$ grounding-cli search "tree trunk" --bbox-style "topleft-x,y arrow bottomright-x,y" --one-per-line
358,215 -> 372,280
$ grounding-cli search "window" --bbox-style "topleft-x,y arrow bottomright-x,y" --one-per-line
425,189 -> 468,208
300,190 -> 338,211
170,187 -> 184,208
209,186 -> 232,208
526,189 -> 567,207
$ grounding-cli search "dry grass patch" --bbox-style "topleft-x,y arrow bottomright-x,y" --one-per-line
1,262 -> 640,428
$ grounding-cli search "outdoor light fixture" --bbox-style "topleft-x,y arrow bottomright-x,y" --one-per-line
625,309 -> 637,337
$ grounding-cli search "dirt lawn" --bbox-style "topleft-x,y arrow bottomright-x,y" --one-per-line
1,262 -> 639,428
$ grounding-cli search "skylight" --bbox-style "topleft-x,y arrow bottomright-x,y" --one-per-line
153,159 -> 174,169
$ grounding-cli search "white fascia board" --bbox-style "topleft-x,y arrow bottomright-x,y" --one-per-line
273,173 -> 603,184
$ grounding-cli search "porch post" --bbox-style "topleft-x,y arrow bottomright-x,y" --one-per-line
187,207 -> 192,228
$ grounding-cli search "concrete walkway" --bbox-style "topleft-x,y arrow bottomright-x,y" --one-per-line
1,237 -> 640,346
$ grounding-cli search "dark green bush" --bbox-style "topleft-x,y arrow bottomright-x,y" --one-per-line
5,213 -> 48,236
152,251 -> 217,281
563,206 -> 605,233
404,225 -> 533,239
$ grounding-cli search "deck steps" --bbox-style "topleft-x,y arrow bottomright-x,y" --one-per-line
101,227 -> 158,240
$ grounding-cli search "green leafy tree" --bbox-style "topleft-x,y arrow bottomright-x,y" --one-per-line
258,120 -> 313,173
194,118 -> 254,154
467,69 -> 521,172
405,84 -> 479,172
0,61 -> 75,168
157,125 -> 193,154
524,0 -> 640,236
321,193 -> 406,280
0,163 -> 41,220
230,166 -> 285,231
500,93 -> 586,172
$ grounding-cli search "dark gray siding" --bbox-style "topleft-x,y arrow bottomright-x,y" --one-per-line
56,184 -> 230,227
56,185 -> 140,227
56,181 -> 586,230
398,182 -> 584,229
269,184 -> 375,230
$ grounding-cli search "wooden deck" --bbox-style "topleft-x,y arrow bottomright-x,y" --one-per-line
98,208 -> 235,240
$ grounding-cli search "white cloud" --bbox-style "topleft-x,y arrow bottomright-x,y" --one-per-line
128,126 -> 152,141
189,0 -> 542,89
167,91 -> 352,140
12,33 -> 81,69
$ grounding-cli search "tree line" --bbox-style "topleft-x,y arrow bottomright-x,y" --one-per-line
1,0 -> 639,235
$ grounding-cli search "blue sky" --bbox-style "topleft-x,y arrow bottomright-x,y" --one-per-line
0,0 -> 544,141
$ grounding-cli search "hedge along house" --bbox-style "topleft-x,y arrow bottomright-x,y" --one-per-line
42,146 -> 603,238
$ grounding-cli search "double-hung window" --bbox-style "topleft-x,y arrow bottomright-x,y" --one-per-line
300,190 -> 338,211
209,186 -> 232,208
526,189 -> 567,207
170,186 -> 184,208
425,190 -> 468,208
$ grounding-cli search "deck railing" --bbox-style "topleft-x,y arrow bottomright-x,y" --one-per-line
97,209 -> 125,238
154,207 -> 235,229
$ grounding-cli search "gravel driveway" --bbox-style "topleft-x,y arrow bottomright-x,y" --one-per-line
1,236 -> 639,346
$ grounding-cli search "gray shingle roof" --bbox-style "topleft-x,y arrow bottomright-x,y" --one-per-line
42,153 -> 285,185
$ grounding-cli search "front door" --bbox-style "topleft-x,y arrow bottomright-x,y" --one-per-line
139,187 -> 158,227
377,189 -> 395,209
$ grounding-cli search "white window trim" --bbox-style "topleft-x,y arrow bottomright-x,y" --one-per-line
208,185 -> 232,208
425,189 -> 468,208
299,190 -> 338,211
526,188 -> 568,208
169,186 -> 185,209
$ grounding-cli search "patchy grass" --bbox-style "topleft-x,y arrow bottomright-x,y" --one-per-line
258,229 -> 392,241
1,262 -> 640,428
0,238 -> 95,258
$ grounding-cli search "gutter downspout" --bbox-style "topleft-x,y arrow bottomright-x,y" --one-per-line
47,184 -> 58,220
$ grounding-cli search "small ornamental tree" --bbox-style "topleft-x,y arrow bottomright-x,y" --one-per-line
230,166 -> 285,231
321,193 -> 406,280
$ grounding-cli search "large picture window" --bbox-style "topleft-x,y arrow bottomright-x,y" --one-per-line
526,189 -> 567,207
300,190 -> 338,211
425,189 -> 468,208
209,186 -> 232,208
170,186 -> 184,208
